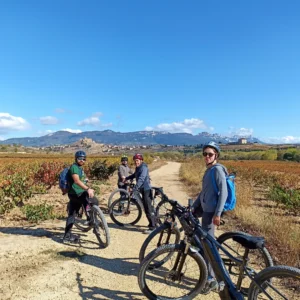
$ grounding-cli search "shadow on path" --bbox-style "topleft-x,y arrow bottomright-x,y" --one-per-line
59,250 -> 140,277
76,273 -> 143,300
0,226 -> 108,250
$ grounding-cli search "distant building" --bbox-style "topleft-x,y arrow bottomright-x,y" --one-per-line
238,138 -> 247,144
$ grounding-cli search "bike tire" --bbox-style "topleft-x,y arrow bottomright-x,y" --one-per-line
248,265 -> 300,300
138,222 -> 181,264
109,198 -> 143,226
155,199 -> 173,225
217,231 -> 273,295
107,188 -> 130,209
92,205 -> 110,248
74,205 -> 92,232
138,243 -> 208,300
155,199 -> 183,233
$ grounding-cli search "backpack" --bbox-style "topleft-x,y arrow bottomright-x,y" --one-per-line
211,166 -> 236,212
59,164 -> 83,195
59,167 -> 71,195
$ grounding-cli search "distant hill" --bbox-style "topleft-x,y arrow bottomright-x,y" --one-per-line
0,130 -> 263,147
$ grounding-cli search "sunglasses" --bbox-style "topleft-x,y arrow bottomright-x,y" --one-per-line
77,157 -> 86,161
203,152 -> 215,157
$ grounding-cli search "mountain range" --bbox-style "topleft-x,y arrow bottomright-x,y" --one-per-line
0,130 -> 263,147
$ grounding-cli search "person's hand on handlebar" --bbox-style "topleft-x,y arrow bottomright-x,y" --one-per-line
87,188 -> 94,198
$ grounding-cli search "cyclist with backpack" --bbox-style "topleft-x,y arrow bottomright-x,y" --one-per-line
124,153 -> 156,234
63,150 -> 97,243
117,155 -> 133,198
192,141 -> 228,293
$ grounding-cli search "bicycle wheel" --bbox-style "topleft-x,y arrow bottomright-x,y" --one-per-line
92,206 -> 110,248
138,243 -> 208,300
248,265 -> 300,299
108,188 -> 130,208
155,199 -> 173,225
109,198 -> 142,226
74,205 -> 92,232
139,223 -> 181,264
217,231 -> 273,294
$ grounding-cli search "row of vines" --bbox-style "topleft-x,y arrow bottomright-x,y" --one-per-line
0,155 -> 134,215
223,160 -> 300,213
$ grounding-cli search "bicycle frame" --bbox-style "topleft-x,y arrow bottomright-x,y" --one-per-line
189,215 -> 276,300
192,229 -> 244,299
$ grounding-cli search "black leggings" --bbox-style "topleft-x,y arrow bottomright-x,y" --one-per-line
135,189 -> 156,229
118,183 -> 128,199
64,192 -> 99,235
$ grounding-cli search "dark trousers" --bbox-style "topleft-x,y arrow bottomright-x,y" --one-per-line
64,192 -> 99,235
202,211 -> 216,278
118,183 -> 128,199
136,189 -> 156,229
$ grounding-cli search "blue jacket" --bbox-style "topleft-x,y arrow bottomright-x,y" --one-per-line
193,163 -> 228,217
126,162 -> 151,191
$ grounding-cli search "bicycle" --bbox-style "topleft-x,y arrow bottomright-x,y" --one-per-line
73,200 -> 110,248
108,181 -> 134,209
109,182 -> 166,227
138,200 -> 285,300
139,198 -> 273,294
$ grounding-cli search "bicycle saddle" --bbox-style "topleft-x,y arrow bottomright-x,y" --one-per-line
232,235 -> 265,250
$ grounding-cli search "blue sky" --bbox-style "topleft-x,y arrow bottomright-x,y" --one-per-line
1,1 -> 300,144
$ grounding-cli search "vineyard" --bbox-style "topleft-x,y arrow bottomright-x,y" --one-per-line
0,154 -> 153,217
179,158 -> 300,267
224,160 -> 300,213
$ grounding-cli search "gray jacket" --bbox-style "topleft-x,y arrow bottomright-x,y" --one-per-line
193,163 -> 228,217
118,165 -> 133,186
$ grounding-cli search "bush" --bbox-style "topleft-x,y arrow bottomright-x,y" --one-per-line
88,160 -> 118,181
1,174 -> 34,207
22,203 -> 55,223
268,184 -> 300,213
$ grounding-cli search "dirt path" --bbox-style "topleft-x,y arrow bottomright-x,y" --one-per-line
0,162 -> 220,300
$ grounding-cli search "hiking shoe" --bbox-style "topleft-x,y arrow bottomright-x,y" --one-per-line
201,278 -> 218,294
63,233 -> 79,244
143,228 -> 155,234
83,220 -> 92,226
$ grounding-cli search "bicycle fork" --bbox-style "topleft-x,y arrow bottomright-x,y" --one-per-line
168,240 -> 190,282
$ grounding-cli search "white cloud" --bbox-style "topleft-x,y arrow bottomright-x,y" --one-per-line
145,118 -> 209,134
77,112 -> 111,128
228,127 -> 254,137
262,136 -> 300,144
101,123 -> 113,128
0,113 -> 30,133
40,116 -> 59,125
62,128 -> 82,134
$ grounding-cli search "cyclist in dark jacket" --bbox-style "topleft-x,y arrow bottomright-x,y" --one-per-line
125,153 -> 156,234
63,150 -> 98,243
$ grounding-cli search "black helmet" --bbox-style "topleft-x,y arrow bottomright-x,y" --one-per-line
121,155 -> 128,162
75,150 -> 86,159
203,141 -> 221,156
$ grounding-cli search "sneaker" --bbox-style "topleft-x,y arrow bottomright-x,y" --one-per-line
83,220 -> 92,226
143,228 -> 155,234
201,278 -> 218,294
63,233 -> 79,244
